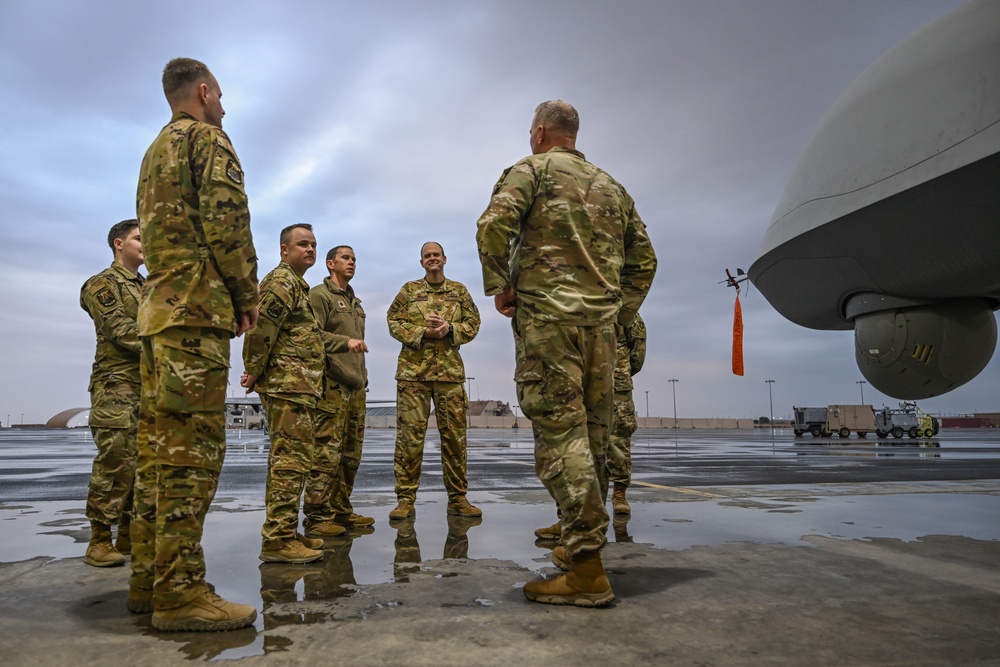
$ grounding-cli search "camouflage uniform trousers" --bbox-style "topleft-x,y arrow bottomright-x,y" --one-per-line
393,380 -> 469,503
86,380 -> 139,528
261,394 -> 315,550
130,327 -> 230,611
514,316 -> 615,558
304,383 -> 366,525
607,389 -> 638,486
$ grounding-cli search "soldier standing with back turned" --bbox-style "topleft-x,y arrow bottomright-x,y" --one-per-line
476,100 -> 656,607
80,219 -> 144,568
133,57 -> 259,631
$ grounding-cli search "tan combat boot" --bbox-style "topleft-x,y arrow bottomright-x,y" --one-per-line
84,523 -> 127,567
447,496 -> 482,517
550,545 -> 570,571
303,521 -> 346,538
389,500 -> 414,520
259,538 -> 324,564
334,512 -> 375,527
534,521 -> 561,541
296,533 -> 324,550
523,550 -> 615,607
151,590 -> 257,632
612,483 -> 631,515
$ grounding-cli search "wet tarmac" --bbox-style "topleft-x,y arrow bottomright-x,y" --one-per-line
1,427 -> 999,665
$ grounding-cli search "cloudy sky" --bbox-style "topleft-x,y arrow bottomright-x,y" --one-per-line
2,0 -> 994,426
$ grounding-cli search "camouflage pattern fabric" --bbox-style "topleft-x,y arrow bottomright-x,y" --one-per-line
136,111 -> 258,337
80,263 -> 144,387
476,146 -> 656,328
86,380 -> 139,526
304,277 -> 368,523
260,394 -> 315,550
393,380 -> 469,502
131,327 -> 230,610
304,382 -> 366,524
513,317 -> 616,557
476,145 -> 656,559
80,263 -> 144,528
310,277 -> 367,392
607,315 -> 646,485
386,278 -> 480,382
132,108 -> 257,611
242,261 -> 323,399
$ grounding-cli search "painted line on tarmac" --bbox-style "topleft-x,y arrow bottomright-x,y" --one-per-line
632,481 -> 725,498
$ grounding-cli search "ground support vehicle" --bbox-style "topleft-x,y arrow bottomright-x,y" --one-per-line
826,404 -> 877,438
793,405 -> 876,438
875,403 -> 939,438
793,406 -> 830,437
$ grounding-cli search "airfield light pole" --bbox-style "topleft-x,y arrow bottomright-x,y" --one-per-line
857,380 -> 867,404
765,379 -> 775,427
669,379 -> 679,429
645,390 -> 649,420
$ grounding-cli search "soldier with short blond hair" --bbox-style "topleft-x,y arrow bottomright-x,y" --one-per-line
133,56 -> 258,632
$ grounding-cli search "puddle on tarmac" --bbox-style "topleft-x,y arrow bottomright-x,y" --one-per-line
3,487 -> 999,660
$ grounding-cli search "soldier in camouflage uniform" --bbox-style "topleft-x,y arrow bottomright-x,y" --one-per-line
80,219 -> 144,568
608,314 -> 647,515
133,57 -> 259,632
386,242 -> 482,520
242,224 -> 326,563
476,100 -> 656,607
304,245 -> 372,531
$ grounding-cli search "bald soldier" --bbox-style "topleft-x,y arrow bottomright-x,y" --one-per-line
476,100 -> 656,607
80,219 -> 144,568
386,242 -> 482,520
133,57 -> 258,632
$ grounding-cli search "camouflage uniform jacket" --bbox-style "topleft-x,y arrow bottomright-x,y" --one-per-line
80,262 -> 145,390
309,277 -> 367,392
243,262 -> 324,401
476,146 -> 657,326
614,314 -> 647,392
387,278 -> 480,382
136,111 -> 258,337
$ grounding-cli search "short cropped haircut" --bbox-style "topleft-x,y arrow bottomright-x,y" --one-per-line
162,57 -> 212,104
107,219 -> 139,252
326,245 -> 354,262
280,223 -> 313,246
534,100 -> 579,137
420,241 -> 445,257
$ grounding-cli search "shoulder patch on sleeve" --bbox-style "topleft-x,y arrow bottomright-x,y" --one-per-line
96,288 -> 117,308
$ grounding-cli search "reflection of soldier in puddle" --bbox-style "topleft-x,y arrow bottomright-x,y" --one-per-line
259,561 -> 325,652
392,518 -> 421,579
150,624 -> 258,660
304,538 -> 358,600
392,515 -> 482,579
444,514 -> 482,559
612,515 -> 633,543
